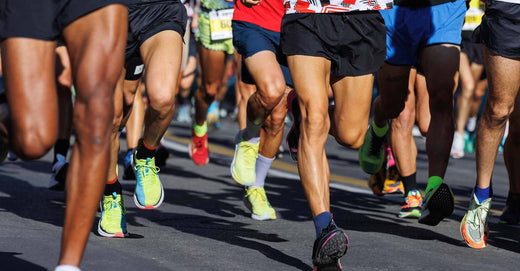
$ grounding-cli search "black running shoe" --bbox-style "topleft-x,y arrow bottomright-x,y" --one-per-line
155,144 -> 169,167
286,90 -> 300,162
418,183 -> 454,226
499,192 -> 520,225
312,220 -> 349,271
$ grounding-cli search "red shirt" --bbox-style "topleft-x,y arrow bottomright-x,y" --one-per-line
232,0 -> 285,33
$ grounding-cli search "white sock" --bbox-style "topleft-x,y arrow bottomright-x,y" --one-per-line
252,154 -> 275,188
466,116 -> 477,132
55,265 -> 81,271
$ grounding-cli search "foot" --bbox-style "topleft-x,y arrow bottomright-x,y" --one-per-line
230,130 -> 259,186
132,151 -> 164,209
399,190 -> 422,218
123,150 -> 136,180
499,193 -> 520,225
450,132 -> 465,159
98,192 -> 128,238
460,193 -> 491,248
464,131 -> 475,154
312,220 -> 349,271
48,154 -> 69,191
286,89 -> 300,162
358,123 -> 387,174
382,165 -> 404,195
243,187 -> 276,220
368,167 -> 386,197
418,182 -> 454,226
189,130 -> 209,166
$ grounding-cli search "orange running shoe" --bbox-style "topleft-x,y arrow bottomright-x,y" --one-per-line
189,130 -> 209,166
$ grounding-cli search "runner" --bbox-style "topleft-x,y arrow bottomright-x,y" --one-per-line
99,0 -> 187,237
0,1 -> 127,270
460,0 -> 520,248
451,0 -> 486,159
359,0 -> 465,226
190,0 -> 234,166
280,0 -> 390,269
230,0 -> 293,220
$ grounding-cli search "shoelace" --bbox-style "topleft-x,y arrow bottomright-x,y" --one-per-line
193,135 -> 205,149
136,162 -> 160,186
242,143 -> 258,167
468,202 -> 489,230
104,193 -> 124,220
246,188 -> 269,208
368,129 -> 385,156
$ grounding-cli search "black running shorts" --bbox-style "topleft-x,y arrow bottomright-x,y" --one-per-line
0,0 -> 125,40
480,0 -> 520,58
461,40 -> 484,65
126,1 -> 187,62
280,11 -> 386,78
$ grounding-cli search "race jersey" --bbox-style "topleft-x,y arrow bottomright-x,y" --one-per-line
233,0 -> 285,32
462,0 -> 484,31
283,0 -> 394,14
201,0 -> 234,10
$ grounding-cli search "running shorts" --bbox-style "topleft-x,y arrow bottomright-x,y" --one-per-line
196,7 -> 234,55
0,0 -> 126,40
480,0 -> 520,58
461,40 -> 484,65
380,0 -> 466,66
280,11 -> 386,78
233,20 -> 292,87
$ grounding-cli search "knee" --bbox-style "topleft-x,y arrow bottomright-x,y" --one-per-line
429,93 -> 453,115
147,85 -> 176,117
257,81 -> 285,110
335,127 -> 365,149
379,95 -> 407,119
483,102 -> 513,127
393,105 -> 416,132
202,80 -> 220,98
12,127 -> 56,160
302,110 -> 330,140
263,106 -> 287,136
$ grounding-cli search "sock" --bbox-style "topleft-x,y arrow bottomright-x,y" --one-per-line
475,185 -> 491,204
136,139 -> 157,160
243,119 -> 261,142
53,139 -> 70,164
104,176 -> 122,196
372,121 -> 389,138
466,116 -> 477,133
425,176 -> 443,194
193,121 -> 208,137
313,211 -> 332,238
252,154 -> 275,188
55,265 -> 81,271
401,173 -> 417,195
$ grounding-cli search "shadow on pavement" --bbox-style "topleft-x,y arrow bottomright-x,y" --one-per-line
0,252 -> 47,271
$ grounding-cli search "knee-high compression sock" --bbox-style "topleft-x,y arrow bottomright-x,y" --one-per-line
251,154 -> 275,188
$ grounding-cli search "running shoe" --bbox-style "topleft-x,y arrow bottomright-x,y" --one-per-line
499,193 -> 520,225
155,144 -> 169,167
48,154 -> 69,191
358,123 -> 387,174
383,166 -> 404,195
244,187 -> 276,220
189,130 -> 209,166
231,130 -> 259,186
451,132 -> 465,159
368,167 -> 386,196
207,101 -> 220,128
312,220 -> 349,271
98,192 -> 128,238
123,150 -> 136,180
132,152 -> 164,209
460,193 -> 491,248
176,103 -> 192,123
419,183 -> 454,226
286,89 -> 300,162
464,131 -> 475,154
399,190 -> 422,218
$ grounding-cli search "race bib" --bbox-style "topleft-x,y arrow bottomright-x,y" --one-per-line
209,8 -> 233,41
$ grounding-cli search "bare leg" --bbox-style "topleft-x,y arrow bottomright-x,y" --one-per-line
456,53 -> 484,136
504,95 -> 520,194
126,81 -> 144,150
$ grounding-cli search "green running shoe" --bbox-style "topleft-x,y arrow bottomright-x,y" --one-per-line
419,183 -> 454,226
460,193 -> 491,249
230,130 -> 259,186
244,187 -> 276,220
98,192 -> 128,238
132,152 -> 164,209
358,124 -> 387,174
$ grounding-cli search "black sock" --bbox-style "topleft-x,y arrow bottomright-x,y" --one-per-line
53,139 -> 70,164
136,139 -> 156,159
401,173 -> 417,195
104,180 -> 122,196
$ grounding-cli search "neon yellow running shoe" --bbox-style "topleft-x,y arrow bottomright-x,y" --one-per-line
244,187 -> 276,220
98,192 -> 128,238
132,152 -> 164,209
230,131 -> 259,186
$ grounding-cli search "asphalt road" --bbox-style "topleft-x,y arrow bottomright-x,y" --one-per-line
0,118 -> 518,271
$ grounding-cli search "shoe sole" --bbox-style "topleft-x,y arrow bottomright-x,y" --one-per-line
131,153 -> 165,210
188,142 -> 210,166
314,230 -> 349,266
97,203 -> 129,238
418,183 -> 454,226
399,209 -> 421,218
243,197 -> 276,221
460,214 -> 488,249
230,143 -> 254,186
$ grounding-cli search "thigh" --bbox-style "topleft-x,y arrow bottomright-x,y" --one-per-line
198,43 -> 227,84
331,74 -> 374,131
483,47 -> 520,108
